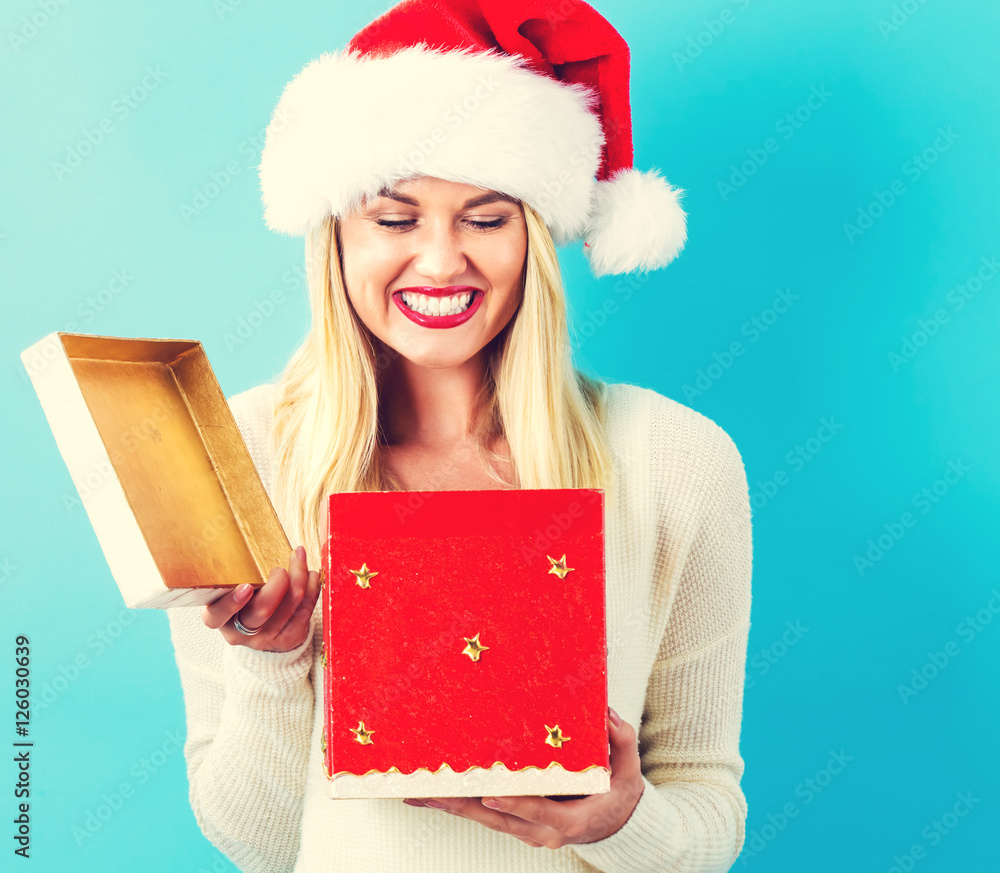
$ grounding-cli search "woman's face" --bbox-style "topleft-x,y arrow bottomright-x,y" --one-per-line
338,176 -> 528,370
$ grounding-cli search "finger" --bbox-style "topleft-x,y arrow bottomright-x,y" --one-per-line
425,797 -> 563,847
228,562 -> 293,632
252,547 -> 311,636
267,569 -> 321,652
607,707 -> 641,783
201,580 -> 256,630
602,708 -> 645,833
480,794 -> 582,833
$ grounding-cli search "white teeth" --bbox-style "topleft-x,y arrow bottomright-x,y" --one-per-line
400,291 -> 475,317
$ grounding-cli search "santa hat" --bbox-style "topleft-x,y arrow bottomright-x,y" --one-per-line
257,0 -> 687,277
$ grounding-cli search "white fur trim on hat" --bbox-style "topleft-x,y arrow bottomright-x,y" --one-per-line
258,44 -> 604,244
582,168 -> 688,277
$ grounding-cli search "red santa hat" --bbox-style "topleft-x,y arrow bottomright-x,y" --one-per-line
258,0 -> 687,277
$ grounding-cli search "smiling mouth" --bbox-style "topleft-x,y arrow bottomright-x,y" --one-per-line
392,288 -> 484,329
399,290 -> 474,317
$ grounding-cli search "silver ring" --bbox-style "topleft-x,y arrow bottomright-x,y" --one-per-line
233,611 -> 262,636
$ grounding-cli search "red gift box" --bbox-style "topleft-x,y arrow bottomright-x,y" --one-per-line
321,488 -> 610,798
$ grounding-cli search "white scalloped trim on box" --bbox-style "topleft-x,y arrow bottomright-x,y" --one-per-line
326,761 -> 610,799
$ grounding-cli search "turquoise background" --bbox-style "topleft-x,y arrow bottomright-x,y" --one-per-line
3,0 -> 998,870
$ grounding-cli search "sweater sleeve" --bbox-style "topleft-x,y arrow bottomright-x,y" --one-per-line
571,417 -> 753,873
166,386 -> 317,873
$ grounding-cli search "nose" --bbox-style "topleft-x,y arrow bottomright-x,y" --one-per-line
413,221 -> 468,284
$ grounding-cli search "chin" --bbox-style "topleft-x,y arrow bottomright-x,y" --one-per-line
404,351 -> 478,370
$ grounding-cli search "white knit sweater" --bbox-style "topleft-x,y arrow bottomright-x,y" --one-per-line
166,381 -> 753,873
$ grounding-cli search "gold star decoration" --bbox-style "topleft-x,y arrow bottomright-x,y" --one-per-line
350,721 -> 374,745
544,724 -> 570,748
546,554 -> 574,580
462,632 -> 490,662
349,563 -> 378,589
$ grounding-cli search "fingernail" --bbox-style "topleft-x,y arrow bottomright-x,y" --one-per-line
423,800 -> 447,810
235,584 -> 253,601
482,798 -> 501,809
296,545 -> 306,562
402,799 -> 426,807
608,707 -> 622,728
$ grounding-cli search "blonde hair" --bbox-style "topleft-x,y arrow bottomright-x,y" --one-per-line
269,201 -> 615,565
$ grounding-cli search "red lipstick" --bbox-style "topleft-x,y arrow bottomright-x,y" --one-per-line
392,285 -> 483,329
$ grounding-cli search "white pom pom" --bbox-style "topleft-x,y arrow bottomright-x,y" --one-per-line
582,168 -> 688,277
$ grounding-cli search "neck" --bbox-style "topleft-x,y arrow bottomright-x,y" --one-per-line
378,347 -> 492,448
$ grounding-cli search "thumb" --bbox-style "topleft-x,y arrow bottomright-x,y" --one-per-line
607,709 -> 645,816
607,707 -> 639,774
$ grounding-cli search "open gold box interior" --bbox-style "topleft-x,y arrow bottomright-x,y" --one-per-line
62,333 -> 289,590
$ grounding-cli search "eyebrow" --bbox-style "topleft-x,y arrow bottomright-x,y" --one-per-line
371,188 -> 519,209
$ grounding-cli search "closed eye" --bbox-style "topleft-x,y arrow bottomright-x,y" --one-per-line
374,217 -> 509,232
466,218 -> 507,231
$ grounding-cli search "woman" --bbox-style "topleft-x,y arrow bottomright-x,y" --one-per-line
167,2 -> 753,871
